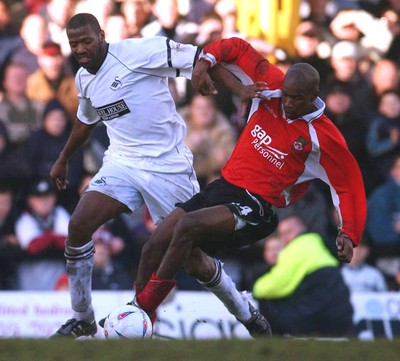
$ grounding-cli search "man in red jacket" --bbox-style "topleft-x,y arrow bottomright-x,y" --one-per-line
131,37 -> 366,336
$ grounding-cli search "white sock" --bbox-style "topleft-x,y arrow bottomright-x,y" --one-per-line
198,259 -> 251,322
65,240 -> 95,322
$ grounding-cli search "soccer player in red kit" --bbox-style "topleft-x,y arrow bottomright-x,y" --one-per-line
130,37 -> 367,335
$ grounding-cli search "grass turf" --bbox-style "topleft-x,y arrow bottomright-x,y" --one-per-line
0,338 -> 399,361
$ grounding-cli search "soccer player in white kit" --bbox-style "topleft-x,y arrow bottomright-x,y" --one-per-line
50,13 -> 269,339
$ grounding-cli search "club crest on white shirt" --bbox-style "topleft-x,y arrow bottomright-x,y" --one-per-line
110,76 -> 122,90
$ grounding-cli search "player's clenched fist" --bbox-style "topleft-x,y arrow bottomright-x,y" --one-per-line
50,159 -> 69,190
336,233 -> 354,263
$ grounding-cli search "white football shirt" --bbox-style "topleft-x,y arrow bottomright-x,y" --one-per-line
75,36 -> 198,166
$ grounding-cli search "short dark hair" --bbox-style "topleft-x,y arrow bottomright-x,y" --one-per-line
66,13 -> 101,32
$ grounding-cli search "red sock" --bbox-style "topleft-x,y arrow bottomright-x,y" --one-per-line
136,273 -> 176,313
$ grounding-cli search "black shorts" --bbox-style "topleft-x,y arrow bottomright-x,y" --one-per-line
177,178 -> 279,254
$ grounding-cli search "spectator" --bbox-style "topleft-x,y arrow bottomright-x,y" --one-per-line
11,13 -> 49,74
302,0 -> 333,27
0,183 -> 23,289
15,179 -> 69,290
292,20 -> 332,87
0,62 -> 41,149
140,0 -> 198,43
214,0 -> 242,40
366,89 -> 400,186
341,238 -> 388,293
253,215 -> 354,337
324,84 -> 372,193
366,154 -> 400,290
0,121 -> 30,194
0,0 -> 23,78
104,14 -> 129,43
24,98 -> 85,213
120,0 -> 152,38
25,0 -> 48,14
180,93 -> 236,188
329,8 -> 394,61
262,235 -> 282,269
74,0 -> 116,29
91,225 -> 133,290
0,1 -> 19,36
38,0 -> 73,56
242,235 -> 283,291
369,58 -> 400,110
26,41 -> 78,123
384,7 -> 400,65
322,40 -> 374,120
185,0 -> 216,25
192,11 -> 223,48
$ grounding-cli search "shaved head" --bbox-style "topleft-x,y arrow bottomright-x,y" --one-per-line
284,63 -> 320,94
67,13 -> 101,32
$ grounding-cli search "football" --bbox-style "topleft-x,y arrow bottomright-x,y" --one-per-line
103,304 -> 153,339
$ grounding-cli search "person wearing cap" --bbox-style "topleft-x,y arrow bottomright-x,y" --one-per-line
15,178 -> 70,290
26,40 -> 78,123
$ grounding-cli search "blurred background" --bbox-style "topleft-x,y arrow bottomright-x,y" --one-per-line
1,0 -> 400,339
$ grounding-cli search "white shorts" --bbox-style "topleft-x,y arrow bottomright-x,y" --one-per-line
85,152 -> 200,224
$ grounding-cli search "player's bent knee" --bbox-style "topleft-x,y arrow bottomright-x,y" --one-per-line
174,213 -> 202,241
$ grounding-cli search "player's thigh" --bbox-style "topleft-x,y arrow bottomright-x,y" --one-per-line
85,161 -> 146,214
175,205 -> 235,243
69,191 -> 129,241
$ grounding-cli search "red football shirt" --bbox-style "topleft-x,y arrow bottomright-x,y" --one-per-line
201,38 -> 366,244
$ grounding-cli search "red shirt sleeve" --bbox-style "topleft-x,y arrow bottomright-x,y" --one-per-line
201,37 -> 284,88
315,118 -> 367,245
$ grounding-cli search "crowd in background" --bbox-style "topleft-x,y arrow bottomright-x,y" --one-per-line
1,0 -> 400,298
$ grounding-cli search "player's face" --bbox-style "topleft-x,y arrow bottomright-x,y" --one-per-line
67,24 -> 107,74
281,79 -> 317,120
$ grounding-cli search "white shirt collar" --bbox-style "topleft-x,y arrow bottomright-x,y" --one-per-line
258,89 -> 326,123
